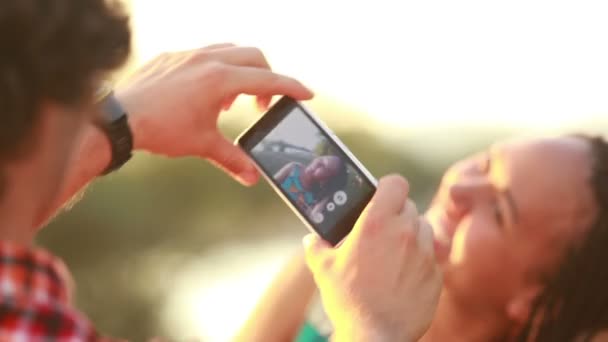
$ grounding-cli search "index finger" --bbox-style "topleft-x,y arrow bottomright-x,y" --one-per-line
196,46 -> 272,71
367,175 -> 410,218
221,65 -> 314,100
349,174 -> 410,237
200,43 -> 237,51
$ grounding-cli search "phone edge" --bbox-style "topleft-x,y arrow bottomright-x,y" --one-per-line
233,96 -> 379,244
297,101 -> 379,188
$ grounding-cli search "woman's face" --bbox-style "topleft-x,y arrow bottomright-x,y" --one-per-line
305,155 -> 342,184
425,136 -> 597,319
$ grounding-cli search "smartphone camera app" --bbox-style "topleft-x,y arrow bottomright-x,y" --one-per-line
243,100 -> 376,241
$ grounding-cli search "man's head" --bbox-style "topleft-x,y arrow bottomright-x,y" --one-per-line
0,0 -> 130,238
426,134 -> 608,340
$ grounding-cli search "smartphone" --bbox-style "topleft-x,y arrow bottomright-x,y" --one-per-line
236,96 -> 377,245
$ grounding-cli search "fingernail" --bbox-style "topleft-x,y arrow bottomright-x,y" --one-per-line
257,98 -> 270,111
302,234 -> 316,248
238,168 -> 258,185
304,86 -> 315,98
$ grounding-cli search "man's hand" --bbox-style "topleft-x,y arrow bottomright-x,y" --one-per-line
116,43 -> 313,185
303,175 -> 442,342
39,44 -> 311,228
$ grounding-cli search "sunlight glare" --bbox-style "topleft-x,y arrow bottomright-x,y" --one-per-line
131,0 -> 608,132
161,238 -> 300,341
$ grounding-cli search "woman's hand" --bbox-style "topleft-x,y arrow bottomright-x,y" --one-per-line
304,175 -> 443,342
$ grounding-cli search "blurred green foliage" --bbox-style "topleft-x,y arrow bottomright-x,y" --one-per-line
35,127 -> 460,341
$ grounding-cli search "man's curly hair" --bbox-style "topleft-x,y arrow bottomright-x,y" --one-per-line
0,0 -> 131,195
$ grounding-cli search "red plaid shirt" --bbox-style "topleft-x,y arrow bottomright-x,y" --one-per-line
0,241 -> 107,342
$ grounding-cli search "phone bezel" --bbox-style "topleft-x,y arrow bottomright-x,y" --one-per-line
236,96 -> 378,245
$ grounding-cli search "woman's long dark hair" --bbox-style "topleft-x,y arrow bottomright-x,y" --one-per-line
517,135 -> 608,342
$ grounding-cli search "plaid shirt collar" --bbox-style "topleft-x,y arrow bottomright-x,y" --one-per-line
0,241 -> 101,341
0,241 -> 73,306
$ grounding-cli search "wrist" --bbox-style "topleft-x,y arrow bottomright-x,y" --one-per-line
76,124 -> 112,180
114,89 -> 148,152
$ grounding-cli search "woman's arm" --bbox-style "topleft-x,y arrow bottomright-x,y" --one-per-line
234,251 -> 317,342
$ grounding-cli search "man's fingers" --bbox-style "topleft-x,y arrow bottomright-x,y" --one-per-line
200,43 -> 237,51
201,46 -> 272,70
256,96 -> 272,111
204,135 -> 260,186
220,66 -> 314,101
417,218 -> 436,256
303,234 -> 334,275
223,94 -> 272,112
222,95 -> 237,111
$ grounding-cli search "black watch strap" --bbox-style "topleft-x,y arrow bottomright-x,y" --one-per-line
101,114 -> 133,174
98,90 -> 133,175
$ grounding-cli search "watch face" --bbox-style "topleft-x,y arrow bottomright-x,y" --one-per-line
94,82 -> 126,123
101,93 -> 127,122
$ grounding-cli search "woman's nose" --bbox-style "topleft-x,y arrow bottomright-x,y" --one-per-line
448,178 -> 494,210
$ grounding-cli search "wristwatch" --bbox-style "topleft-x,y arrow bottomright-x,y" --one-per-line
95,84 -> 134,175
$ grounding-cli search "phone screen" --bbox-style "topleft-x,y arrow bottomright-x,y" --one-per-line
239,97 -> 376,244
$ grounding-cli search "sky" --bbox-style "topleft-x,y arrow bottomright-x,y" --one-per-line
130,0 -> 608,133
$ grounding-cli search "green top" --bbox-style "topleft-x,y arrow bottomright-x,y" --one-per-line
294,321 -> 330,342
294,292 -> 332,342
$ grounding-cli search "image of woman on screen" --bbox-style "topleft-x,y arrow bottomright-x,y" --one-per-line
274,155 -> 348,219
